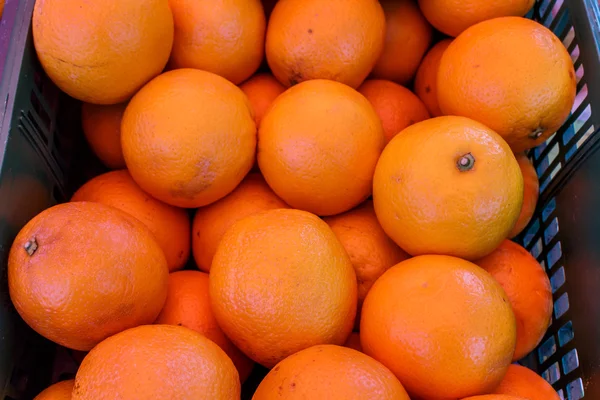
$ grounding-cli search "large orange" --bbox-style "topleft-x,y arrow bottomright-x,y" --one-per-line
358,80 -> 430,143
192,173 -> 288,272
8,202 -> 168,351
475,240 -> 553,361
361,255 -> 516,399
493,364 -> 560,400
258,79 -> 385,216
266,0 -> 385,88
168,0 -> 265,84
33,0 -> 173,104
121,68 -> 256,208
438,17 -> 576,152
210,209 -> 357,368
81,102 -> 127,169
510,153 -> 539,238
34,380 -> 74,400
371,0 -> 433,85
373,116 -> 523,260
414,39 -> 453,117
72,325 -> 240,399
71,170 -> 191,272
240,73 -> 286,127
252,345 -> 410,400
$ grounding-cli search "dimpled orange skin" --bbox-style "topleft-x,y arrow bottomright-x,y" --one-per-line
266,0 -> 385,88
168,0 -> 265,85
438,17 -> 576,153
8,202 -> 168,351
494,364 -> 560,400
252,345 -> 410,400
414,39 -> 453,117
258,79 -> 385,216
71,170 -> 191,272
361,255 -> 517,400
121,68 -> 256,208
240,73 -> 286,127
210,209 -> 357,368
373,116 -> 523,260
72,325 -> 240,400
34,380 -> 75,400
510,153 -> 539,238
81,102 -> 127,169
32,0 -> 173,105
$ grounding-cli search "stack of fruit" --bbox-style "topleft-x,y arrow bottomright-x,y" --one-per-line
12,0 -> 575,399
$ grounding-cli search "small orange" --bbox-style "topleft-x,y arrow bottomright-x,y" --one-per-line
494,364 -> 560,400
462,396 -> 527,400
414,39 -> 453,117
343,332 -> 363,353
34,380 -> 74,400
258,79 -> 385,216
81,102 -> 127,169
510,153 -> 539,238
239,73 -> 286,127
361,255 -> 516,399
252,345 -> 410,400
210,209 -> 357,368
475,240 -> 553,361
358,80 -> 430,143
121,68 -> 256,208
72,325 -> 240,399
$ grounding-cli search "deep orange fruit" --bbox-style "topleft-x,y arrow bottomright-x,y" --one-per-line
81,102 -> 127,169
344,332 -> 363,353
510,153 -> 540,238
493,364 -> 560,400
240,73 -> 286,127
34,380 -> 74,400
414,39 -> 453,117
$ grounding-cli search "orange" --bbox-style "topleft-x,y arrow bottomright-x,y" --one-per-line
252,345 -> 410,400
266,0 -> 385,88
240,73 -> 286,127
72,325 -> 240,399
414,39 -> 453,117
475,240 -> 553,361
34,380 -> 74,400
344,332 -> 363,353
419,0 -> 534,37
192,173 -> 288,272
121,68 -> 256,208
32,0 -> 173,104
494,364 -> 560,400
8,202 -> 168,350
438,17 -> 577,152
71,170 -> 191,272
358,80 -> 430,143
258,79 -> 385,216
210,209 -> 357,368
371,0 -> 434,85
510,153 -> 539,238
168,0 -> 265,84
81,102 -> 126,169
373,116 -> 523,260
154,271 -> 254,382
361,255 -> 516,399
462,396 -> 527,400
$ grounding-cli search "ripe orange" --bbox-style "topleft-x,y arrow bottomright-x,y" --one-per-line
210,209 -> 357,368
252,345 -> 410,400
361,255 -> 516,399
8,202 -> 168,350
32,0 -> 173,104
510,153 -> 539,238
121,68 -> 256,208
358,80 -> 430,143
462,396 -> 527,400
81,102 -> 126,169
192,173 -> 288,272
71,170 -> 191,272
414,39 -> 453,117
344,332 -> 363,353
266,0 -> 385,88
475,240 -> 553,361
34,380 -> 74,400
72,325 -> 240,399
168,0 -> 265,84
438,17 -> 577,152
239,73 -> 286,127
494,364 -> 560,400
371,0 -> 434,85
373,116 -> 523,260
258,79 -> 385,216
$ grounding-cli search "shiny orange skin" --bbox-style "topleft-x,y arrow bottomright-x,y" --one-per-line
81,102 -> 127,169
344,332 -> 363,353
510,153 -> 539,238
438,17 -> 577,152
494,364 -> 560,400
192,173 -> 288,272
33,0 -> 173,104
168,0 -> 265,84
358,79 -> 430,143
121,68 -> 256,208
475,240 -> 553,361
210,209 -> 357,368
240,73 -> 286,127
361,255 -> 517,400
258,79 -> 385,216
72,325 -> 240,399
154,271 -> 254,382
34,380 -> 75,400
266,0 -> 385,88
373,116 -> 523,260
72,170 -> 191,272
414,39 -> 453,117
8,202 -> 168,351
252,345 -> 410,400
371,0 -> 434,85
462,396 -> 527,400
